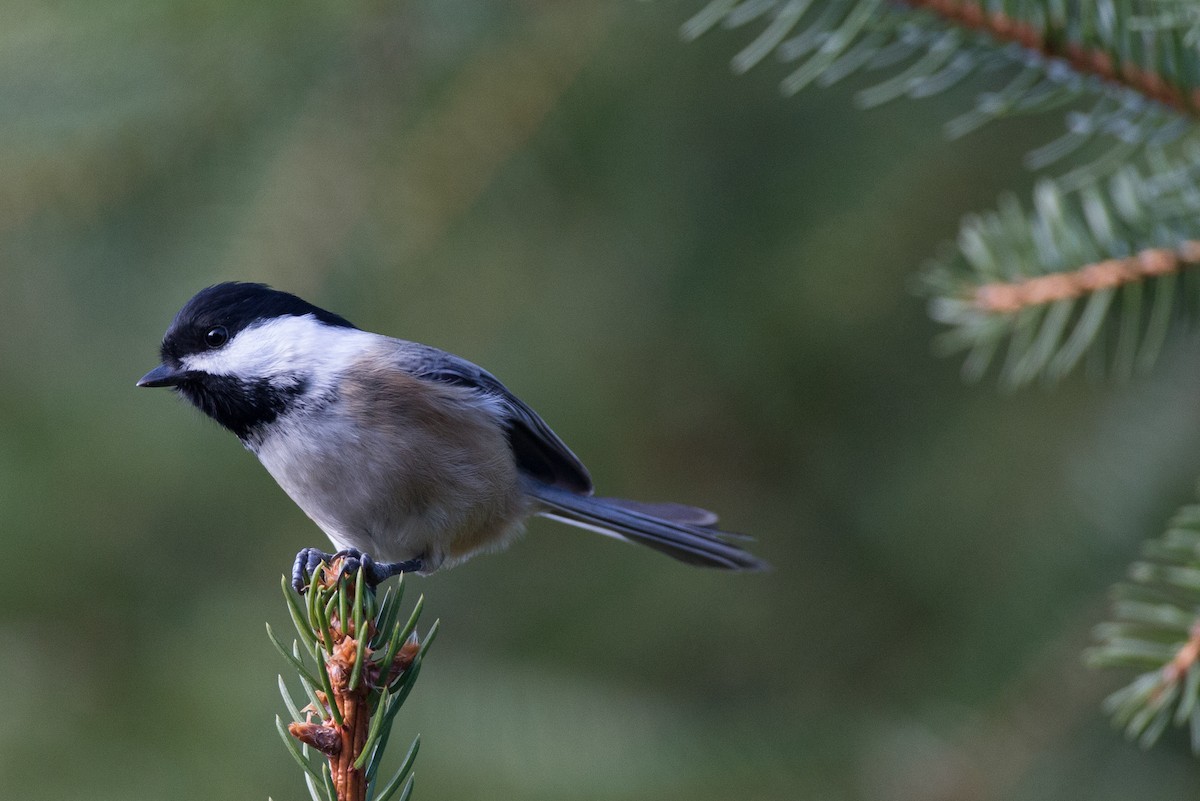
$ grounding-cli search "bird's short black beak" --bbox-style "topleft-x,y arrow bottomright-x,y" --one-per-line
137,364 -> 186,388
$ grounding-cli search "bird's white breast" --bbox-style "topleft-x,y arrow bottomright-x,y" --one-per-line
250,347 -> 527,568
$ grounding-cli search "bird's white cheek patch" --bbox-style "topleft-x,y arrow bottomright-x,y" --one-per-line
180,315 -> 375,386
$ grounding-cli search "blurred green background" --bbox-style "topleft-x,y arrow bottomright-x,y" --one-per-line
5,2 -> 1200,799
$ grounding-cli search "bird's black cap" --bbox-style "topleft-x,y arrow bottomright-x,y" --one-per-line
158,282 -> 356,364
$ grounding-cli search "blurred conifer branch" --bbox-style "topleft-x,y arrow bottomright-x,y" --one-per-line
683,0 -> 1200,387
682,0 -> 1200,757
1088,501 -> 1200,753
923,159 -> 1200,387
269,560 -> 437,801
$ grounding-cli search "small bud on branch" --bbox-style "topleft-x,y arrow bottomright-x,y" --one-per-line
290,722 -> 343,757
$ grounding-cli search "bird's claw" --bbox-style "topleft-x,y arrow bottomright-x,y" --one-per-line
291,547 -> 423,593
291,547 -> 372,593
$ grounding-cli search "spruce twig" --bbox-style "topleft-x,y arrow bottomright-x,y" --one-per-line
969,241 -> 1200,313
904,0 -> 1200,116
684,0 -> 1200,153
273,558 -> 432,801
923,161 -> 1200,386
684,1 -> 1200,385
1089,501 -> 1200,752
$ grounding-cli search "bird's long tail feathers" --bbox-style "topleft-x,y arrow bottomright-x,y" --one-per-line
529,483 -> 770,571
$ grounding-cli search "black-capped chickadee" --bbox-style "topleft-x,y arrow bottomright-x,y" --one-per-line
138,283 -> 767,589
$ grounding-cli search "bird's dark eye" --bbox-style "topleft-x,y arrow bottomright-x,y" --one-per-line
204,326 -> 229,348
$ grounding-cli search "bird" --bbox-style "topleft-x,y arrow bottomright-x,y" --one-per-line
137,282 -> 768,590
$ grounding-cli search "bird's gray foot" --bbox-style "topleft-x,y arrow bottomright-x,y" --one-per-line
291,547 -> 423,593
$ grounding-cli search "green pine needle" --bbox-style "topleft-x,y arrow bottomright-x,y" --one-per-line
372,737 -> 420,801
266,623 -> 322,689
313,636 -> 345,728
350,568 -> 368,692
354,685 -> 393,771
282,574 -> 320,656
278,675 -> 306,724
305,772 -> 327,801
314,590 -> 338,658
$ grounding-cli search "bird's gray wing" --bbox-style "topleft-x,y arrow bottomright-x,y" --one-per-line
397,343 -> 594,494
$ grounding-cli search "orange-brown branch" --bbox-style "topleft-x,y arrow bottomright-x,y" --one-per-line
1160,621 -> 1200,692
903,0 -> 1200,114
331,675 -> 369,801
972,241 -> 1200,313
289,640 -> 372,801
